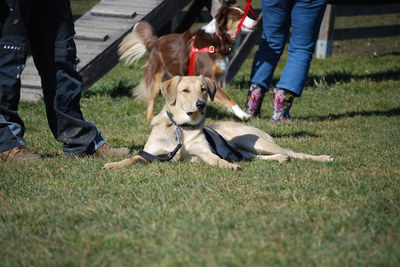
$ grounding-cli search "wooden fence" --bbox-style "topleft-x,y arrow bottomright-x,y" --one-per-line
316,2 -> 400,58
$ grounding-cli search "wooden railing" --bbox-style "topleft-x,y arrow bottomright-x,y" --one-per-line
316,1 -> 400,58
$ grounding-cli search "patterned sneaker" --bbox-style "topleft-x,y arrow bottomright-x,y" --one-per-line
0,146 -> 41,161
271,88 -> 294,122
243,83 -> 266,117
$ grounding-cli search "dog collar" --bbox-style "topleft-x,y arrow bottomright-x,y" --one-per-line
138,143 -> 182,162
166,110 -> 203,128
137,112 -> 184,162
139,110 -> 200,162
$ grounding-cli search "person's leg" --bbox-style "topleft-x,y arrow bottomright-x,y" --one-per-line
29,0 -> 128,157
0,0 -> 40,160
0,0 -> 31,152
276,0 -> 327,96
244,0 -> 292,117
271,87 -> 294,121
272,0 -> 327,121
28,0 -> 106,156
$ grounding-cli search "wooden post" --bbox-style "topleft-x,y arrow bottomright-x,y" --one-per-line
224,13 -> 263,84
316,4 -> 336,59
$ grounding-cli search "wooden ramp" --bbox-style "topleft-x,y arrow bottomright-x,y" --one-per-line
20,0 -> 191,102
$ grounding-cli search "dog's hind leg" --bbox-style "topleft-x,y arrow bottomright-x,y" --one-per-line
249,132 -> 333,162
214,88 -> 251,121
284,151 -> 334,162
146,71 -> 164,121
255,154 -> 290,163
103,155 -> 148,169
193,148 -> 242,170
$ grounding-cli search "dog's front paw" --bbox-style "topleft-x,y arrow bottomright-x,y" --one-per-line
319,155 -> 334,162
103,158 -> 139,169
229,163 -> 242,171
232,105 -> 252,121
103,162 -> 118,169
217,159 -> 242,171
241,113 -> 252,121
278,155 -> 290,164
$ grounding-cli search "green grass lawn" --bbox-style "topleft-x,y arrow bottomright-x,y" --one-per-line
1,50 -> 399,266
1,2 -> 400,265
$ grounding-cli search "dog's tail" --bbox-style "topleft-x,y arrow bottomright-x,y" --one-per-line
118,21 -> 157,66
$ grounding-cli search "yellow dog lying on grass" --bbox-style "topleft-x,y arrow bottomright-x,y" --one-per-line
104,76 -> 333,170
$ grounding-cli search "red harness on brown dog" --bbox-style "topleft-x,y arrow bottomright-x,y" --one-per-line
188,0 -> 256,76
188,35 -> 225,76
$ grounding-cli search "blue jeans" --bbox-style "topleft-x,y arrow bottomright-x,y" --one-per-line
0,0 -> 104,155
250,0 -> 327,96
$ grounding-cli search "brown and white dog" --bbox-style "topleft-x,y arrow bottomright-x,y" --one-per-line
104,76 -> 333,171
118,1 -> 257,121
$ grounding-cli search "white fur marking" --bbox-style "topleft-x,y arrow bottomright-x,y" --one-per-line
232,104 -> 252,120
202,19 -> 216,34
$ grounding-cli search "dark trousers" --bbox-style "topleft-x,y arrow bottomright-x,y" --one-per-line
0,0 -> 104,155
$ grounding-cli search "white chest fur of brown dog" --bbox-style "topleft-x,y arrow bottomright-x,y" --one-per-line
103,76 -> 333,171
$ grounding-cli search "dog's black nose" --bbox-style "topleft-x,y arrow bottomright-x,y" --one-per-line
196,100 -> 206,110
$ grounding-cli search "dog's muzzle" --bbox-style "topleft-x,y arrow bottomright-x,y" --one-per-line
187,100 -> 206,116
242,17 -> 258,32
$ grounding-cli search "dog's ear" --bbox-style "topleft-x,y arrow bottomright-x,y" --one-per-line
215,5 -> 228,22
200,75 -> 218,102
214,5 -> 230,34
160,76 -> 181,105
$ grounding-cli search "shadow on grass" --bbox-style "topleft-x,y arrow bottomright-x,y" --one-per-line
379,51 -> 400,57
272,131 -> 321,139
231,76 -> 251,90
307,69 -> 400,87
233,69 -> 400,89
297,108 -> 400,122
127,145 -> 145,152
109,82 -> 133,98
85,80 -> 134,98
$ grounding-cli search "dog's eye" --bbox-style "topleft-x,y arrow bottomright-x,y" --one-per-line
200,87 -> 206,92
183,89 -> 190,93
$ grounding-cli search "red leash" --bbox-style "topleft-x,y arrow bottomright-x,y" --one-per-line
235,0 -> 257,39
